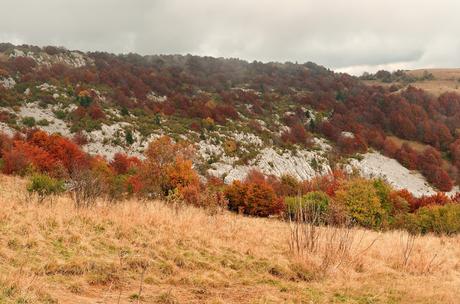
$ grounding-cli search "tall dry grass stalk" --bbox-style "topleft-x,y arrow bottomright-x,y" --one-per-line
287,199 -> 380,278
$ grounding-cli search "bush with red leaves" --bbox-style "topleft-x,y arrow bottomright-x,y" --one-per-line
411,193 -> 453,212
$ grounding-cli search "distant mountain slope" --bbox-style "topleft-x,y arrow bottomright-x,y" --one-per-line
1,43 -> 460,196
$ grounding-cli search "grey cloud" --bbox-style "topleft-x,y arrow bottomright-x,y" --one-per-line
1,0 -> 459,74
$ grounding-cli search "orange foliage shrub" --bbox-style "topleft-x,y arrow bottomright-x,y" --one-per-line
1,130 -> 88,177
337,134 -> 368,155
395,143 -> 418,170
1,147 -> 29,175
141,136 -> 196,196
72,131 -> 88,146
88,104 -> 106,120
224,173 -> 285,217
126,174 -> 144,194
165,157 -> 200,193
383,138 -> 399,158
281,124 -> 312,146
269,174 -> 301,197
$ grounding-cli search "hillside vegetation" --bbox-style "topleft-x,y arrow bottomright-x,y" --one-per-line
0,174 -> 459,304
3,44 -> 460,194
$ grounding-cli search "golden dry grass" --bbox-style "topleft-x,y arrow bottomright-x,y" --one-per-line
387,136 -> 429,153
407,69 -> 460,81
0,174 -> 460,303
365,68 -> 460,96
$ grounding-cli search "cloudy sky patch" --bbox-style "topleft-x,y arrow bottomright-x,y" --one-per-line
0,0 -> 458,74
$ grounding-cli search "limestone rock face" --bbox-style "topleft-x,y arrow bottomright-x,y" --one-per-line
218,147 -> 331,183
9,48 -> 92,68
200,133 -> 332,183
19,102 -> 71,136
349,152 -> 459,197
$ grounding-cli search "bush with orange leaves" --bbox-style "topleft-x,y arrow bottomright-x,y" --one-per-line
26,130 -> 88,174
410,192 -> 453,212
225,170 -> 285,217
2,141 -> 57,175
139,136 -> 196,197
1,130 -> 88,177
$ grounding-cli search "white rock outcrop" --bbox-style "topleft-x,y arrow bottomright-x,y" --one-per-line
201,132 -> 332,183
350,152 -> 459,197
10,49 -> 92,68
18,103 -> 71,136
0,77 -> 16,89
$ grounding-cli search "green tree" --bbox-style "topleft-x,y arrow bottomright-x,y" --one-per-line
27,174 -> 65,203
335,178 -> 386,229
285,191 -> 330,223
125,130 -> 134,145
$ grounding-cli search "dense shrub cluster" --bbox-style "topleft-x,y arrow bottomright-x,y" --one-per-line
282,171 -> 460,234
0,131 -> 226,209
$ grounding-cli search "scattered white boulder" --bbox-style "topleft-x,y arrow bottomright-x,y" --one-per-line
147,92 -> 167,103
37,83 -> 57,92
341,131 -> 355,139
83,123 -> 159,160
0,122 -> 15,136
231,132 -> 263,146
0,77 -> 16,89
206,146 -> 331,184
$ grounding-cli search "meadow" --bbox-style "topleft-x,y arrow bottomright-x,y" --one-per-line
0,174 -> 459,303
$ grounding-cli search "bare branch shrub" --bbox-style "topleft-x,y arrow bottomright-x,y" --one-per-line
288,196 -> 379,278
400,232 -> 417,269
68,169 -> 105,208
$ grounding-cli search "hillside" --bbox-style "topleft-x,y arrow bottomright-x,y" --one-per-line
2,43 -> 460,196
0,174 -> 459,304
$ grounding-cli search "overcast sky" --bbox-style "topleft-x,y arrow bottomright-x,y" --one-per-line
1,0 -> 459,75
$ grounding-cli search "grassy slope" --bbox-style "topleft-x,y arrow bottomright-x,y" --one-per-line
364,68 -> 460,96
0,175 -> 459,303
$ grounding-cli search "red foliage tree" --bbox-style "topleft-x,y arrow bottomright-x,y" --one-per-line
281,124 -> 312,146
395,143 -> 418,170
382,138 -> 399,158
11,56 -> 37,74
88,104 -> 106,120
411,193 -> 452,212
110,153 -> 130,175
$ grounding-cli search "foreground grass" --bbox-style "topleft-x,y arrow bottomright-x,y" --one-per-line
0,175 -> 459,303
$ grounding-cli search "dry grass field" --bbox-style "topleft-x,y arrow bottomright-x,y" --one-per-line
0,174 -> 460,303
365,68 -> 460,96
405,69 -> 460,96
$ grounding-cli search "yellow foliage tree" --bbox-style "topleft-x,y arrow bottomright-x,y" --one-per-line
335,178 -> 385,228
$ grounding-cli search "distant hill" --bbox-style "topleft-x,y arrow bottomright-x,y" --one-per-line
362,68 -> 460,96
2,43 -> 460,195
